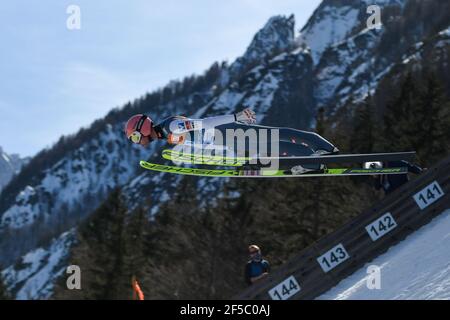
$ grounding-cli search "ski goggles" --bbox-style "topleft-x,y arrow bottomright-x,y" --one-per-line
129,131 -> 154,144
129,131 -> 143,144
129,114 -> 153,144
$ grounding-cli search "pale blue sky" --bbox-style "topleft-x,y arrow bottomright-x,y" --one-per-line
0,0 -> 321,157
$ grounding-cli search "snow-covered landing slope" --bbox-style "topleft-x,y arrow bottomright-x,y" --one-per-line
318,209 -> 450,300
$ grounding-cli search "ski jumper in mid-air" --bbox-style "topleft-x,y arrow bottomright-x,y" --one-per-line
125,108 -> 339,173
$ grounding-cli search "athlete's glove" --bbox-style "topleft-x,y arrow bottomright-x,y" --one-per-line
234,108 -> 256,124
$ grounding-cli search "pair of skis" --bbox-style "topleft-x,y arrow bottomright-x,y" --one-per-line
139,149 -> 416,178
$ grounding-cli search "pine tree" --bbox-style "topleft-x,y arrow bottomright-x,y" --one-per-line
381,73 -> 423,153
327,97 -> 355,151
381,72 -> 450,166
0,272 -> 11,300
121,207 -> 151,300
201,183 -> 251,298
351,95 -> 377,153
136,176 -> 209,299
315,107 -> 326,136
53,188 -> 129,299
417,73 -> 450,165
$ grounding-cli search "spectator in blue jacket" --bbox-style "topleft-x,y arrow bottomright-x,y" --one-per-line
244,245 -> 270,286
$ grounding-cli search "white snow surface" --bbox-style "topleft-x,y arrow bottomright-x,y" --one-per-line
300,5 -> 359,64
299,0 -> 405,65
229,15 -> 295,77
242,71 -> 280,120
438,25 -> 450,37
314,27 -> 383,107
318,209 -> 450,300
0,147 -> 26,192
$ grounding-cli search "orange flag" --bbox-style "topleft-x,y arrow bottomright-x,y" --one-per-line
132,276 -> 144,300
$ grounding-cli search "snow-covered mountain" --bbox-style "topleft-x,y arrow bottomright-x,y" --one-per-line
0,147 -> 27,193
1,0 -> 449,299
1,230 -> 75,300
299,0 -> 406,62
229,14 -> 296,78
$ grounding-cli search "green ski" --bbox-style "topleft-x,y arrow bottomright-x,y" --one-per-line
162,149 -> 247,166
140,161 -> 409,178
162,149 -> 416,166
